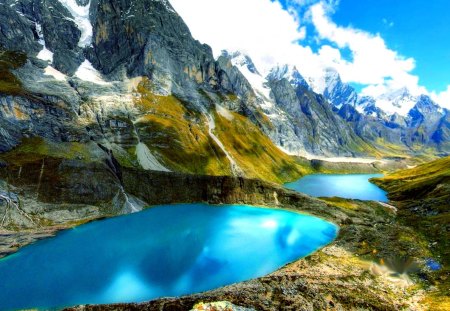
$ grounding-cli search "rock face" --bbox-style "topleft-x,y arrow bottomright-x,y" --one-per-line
2,0 -> 448,168
311,68 -> 358,109
0,155 -> 432,310
90,0 -> 218,97
220,52 -> 375,156
0,155 -> 315,257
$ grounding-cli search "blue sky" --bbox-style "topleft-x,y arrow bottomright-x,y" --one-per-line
171,0 -> 450,107
277,0 -> 450,93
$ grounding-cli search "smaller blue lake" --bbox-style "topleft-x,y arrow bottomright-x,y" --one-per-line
0,204 -> 338,310
285,174 -> 388,202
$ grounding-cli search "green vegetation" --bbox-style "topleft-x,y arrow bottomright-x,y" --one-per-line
0,49 -> 27,96
134,79 -> 232,176
320,197 -> 360,210
373,156 -> 450,201
372,156 -> 450,308
133,79 -> 310,183
0,137 -> 98,165
214,109 -> 310,183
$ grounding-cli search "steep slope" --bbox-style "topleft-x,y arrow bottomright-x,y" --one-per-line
222,51 -> 377,157
0,0 -> 311,188
373,156 -> 450,201
309,67 -> 358,108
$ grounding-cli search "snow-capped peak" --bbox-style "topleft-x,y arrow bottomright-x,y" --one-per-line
410,95 -> 443,114
267,64 -> 309,89
224,50 -> 272,100
308,67 -> 340,95
378,87 -> 411,102
224,50 -> 260,75
374,87 -> 418,117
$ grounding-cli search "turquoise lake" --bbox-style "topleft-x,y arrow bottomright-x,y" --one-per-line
285,174 -> 388,202
0,203 -> 338,310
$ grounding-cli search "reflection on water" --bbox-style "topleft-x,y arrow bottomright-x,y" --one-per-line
285,174 -> 388,202
0,204 -> 338,310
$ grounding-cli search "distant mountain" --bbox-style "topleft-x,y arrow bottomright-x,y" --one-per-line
309,68 -> 358,109
222,51 -> 374,157
267,64 -> 310,91
0,0 -> 448,188
305,67 -> 449,154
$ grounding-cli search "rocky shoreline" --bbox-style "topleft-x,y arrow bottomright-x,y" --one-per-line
64,198 -> 431,311
0,160 -> 441,310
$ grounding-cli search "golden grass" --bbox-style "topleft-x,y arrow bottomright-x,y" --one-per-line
134,79 -> 231,175
0,137 -> 95,165
133,78 -> 308,183
213,109 -> 308,183
0,50 -> 27,95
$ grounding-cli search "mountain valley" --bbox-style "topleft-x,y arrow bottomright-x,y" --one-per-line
0,0 -> 449,310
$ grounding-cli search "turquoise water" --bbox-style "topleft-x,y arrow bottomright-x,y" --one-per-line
285,174 -> 388,202
0,204 -> 338,310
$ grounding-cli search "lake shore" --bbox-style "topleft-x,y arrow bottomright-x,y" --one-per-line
0,160 -> 442,310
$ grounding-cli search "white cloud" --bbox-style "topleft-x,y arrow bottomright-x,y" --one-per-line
431,86 -> 450,109
309,3 -> 422,92
170,0 -> 449,109
170,0 -> 308,70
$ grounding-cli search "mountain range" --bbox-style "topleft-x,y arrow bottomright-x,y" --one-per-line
0,0 -> 449,185
1,1 -> 449,309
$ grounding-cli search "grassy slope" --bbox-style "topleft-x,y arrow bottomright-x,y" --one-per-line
373,156 -> 450,201
0,77 -> 308,184
214,110 -> 310,183
0,138 -> 96,163
134,79 -> 309,183
134,80 -> 232,176
372,157 -> 450,310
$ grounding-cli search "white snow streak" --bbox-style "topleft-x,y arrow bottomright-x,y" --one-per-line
57,0 -> 92,47
231,54 -> 272,101
215,104 -> 234,121
35,23 -> 54,62
136,142 -> 170,172
207,113 -> 243,176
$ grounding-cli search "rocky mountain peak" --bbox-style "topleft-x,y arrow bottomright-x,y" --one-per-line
413,95 -> 442,114
309,67 -> 358,108
378,87 -> 413,102
267,64 -> 309,90
222,50 -> 261,75
374,87 -> 418,117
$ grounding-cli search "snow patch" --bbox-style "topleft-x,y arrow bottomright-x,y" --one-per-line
374,88 -> 417,116
308,75 -> 326,95
279,147 -> 384,164
74,60 -> 110,85
44,66 -> 67,81
136,142 -> 170,172
37,47 -> 53,62
35,23 -> 54,63
216,104 -> 233,121
308,155 -> 385,164
57,0 -> 92,47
